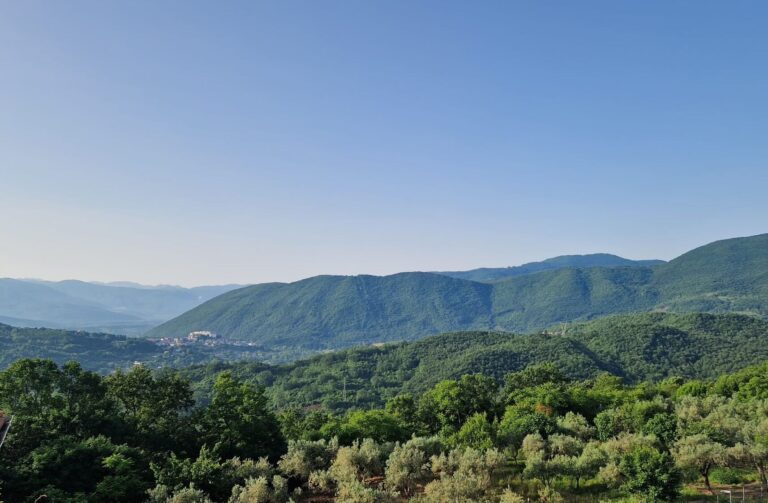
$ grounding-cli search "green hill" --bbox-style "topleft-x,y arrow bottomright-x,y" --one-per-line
147,234 -> 768,353
652,233 -> 768,314
0,323 -> 160,372
4,311 -> 768,412
147,273 -> 495,349
490,265 -> 658,331
436,253 -> 664,282
180,312 -> 768,411
0,323 -> 273,373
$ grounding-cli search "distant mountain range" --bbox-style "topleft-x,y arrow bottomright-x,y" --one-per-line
0,279 -> 244,335
147,234 -> 768,353
4,233 -> 766,347
435,254 -> 665,282
0,252 -> 663,337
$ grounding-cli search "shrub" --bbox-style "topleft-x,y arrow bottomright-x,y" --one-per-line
384,443 -> 429,496
452,413 -> 495,450
278,438 -> 337,480
537,486 -> 564,503
308,470 -> 334,493
167,485 -> 213,503
227,475 -> 289,503
335,478 -> 397,503
330,439 -> 387,484
499,488 -> 525,503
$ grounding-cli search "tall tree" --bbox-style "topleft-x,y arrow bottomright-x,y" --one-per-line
203,372 -> 285,461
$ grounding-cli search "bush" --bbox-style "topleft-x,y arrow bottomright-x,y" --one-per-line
228,477 -> 271,503
384,443 -> 429,496
330,439 -> 387,484
537,486 -> 564,503
710,467 -> 756,485
227,476 -> 289,503
452,413 -> 495,450
167,485 -> 213,503
308,469 -> 334,493
278,438 -> 337,480
499,488 -> 525,503
422,448 -> 505,502
336,478 -> 397,503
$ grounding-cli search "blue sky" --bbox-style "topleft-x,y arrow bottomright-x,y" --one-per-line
1,1 -> 767,286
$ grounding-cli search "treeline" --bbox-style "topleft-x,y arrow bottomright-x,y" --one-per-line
0,323 -> 295,373
183,312 -> 768,412
0,360 -> 283,502
4,358 -> 768,501
4,313 -> 768,389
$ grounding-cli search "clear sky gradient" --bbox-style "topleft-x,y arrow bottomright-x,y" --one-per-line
1,1 -> 767,286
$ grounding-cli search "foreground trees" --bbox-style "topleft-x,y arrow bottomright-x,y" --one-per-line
5,358 -> 768,501
0,360 -> 283,502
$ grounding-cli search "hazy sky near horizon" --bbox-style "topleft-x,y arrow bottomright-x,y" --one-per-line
2,1 -> 767,286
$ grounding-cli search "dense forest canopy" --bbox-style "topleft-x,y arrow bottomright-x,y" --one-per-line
5,355 -> 768,502
435,253 -> 664,283
5,312 -> 768,398
177,312 -> 768,411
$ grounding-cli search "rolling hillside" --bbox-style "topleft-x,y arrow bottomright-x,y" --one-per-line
491,265 -> 658,331
147,267 -> 662,348
0,322 -> 275,373
183,312 -> 768,411
147,273 -> 495,348
149,234 -> 768,352
652,233 -> 768,313
4,312 -> 768,412
436,253 -> 664,282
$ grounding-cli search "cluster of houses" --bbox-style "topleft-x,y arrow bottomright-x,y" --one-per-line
154,330 -> 222,347
152,330 -> 261,349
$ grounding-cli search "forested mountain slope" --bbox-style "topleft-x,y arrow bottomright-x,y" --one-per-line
436,253 -> 664,282
181,312 -> 768,411
147,273 -> 495,348
149,234 -> 768,351
651,233 -> 768,313
490,265 -> 658,331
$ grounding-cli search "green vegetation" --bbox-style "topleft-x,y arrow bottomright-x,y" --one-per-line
7,355 -> 768,502
0,323 -> 285,373
0,323 -> 160,372
182,312 -> 768,412
147,234 -> 768,353
652,233 -> 768,314
148,272 -> 496,348
0,360 -> 284,503
437,253 -> 664,283
4,311 -> 768,409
